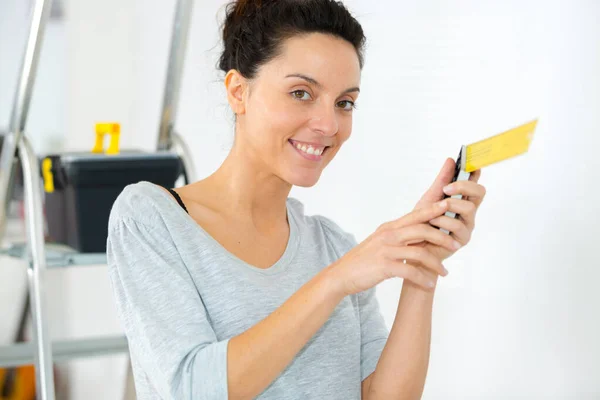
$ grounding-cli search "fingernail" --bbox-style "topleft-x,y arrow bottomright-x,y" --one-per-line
453,241 -> 462,250
443,185 -> 454,195
443,266 -> 449,276
439,200 -> 447,208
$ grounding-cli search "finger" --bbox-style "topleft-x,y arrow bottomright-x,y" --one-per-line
384,260 -> 437,290
470,169 -> 482,183
443,181 -> 486,206
429,215 -> 471,245
390,200 -> 449,230
446,198 -> 477,229
384,245 -> 448,277
383,223 -> 461,252
416,158 -> 456,206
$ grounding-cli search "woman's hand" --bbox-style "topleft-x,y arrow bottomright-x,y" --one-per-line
329,201 -> 463,296
412,159 -> 486,262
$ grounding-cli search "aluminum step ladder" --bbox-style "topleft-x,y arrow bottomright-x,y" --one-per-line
0,0 -> 196,398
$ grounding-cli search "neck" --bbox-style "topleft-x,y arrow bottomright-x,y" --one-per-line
200,142 -> 292,229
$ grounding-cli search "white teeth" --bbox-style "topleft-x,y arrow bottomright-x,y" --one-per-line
293,141 -> 325,156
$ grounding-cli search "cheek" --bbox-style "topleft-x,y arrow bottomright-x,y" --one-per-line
336,116 -> 353,145
270,100 -> 307,134
251,96 -> 306,145
245,97 -> 277,148
341,117 -> 353,139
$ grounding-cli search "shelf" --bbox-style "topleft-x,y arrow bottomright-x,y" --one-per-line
0,335 -> 128,367
0,242 -> 107,268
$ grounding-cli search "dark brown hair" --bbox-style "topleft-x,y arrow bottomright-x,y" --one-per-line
218,0 -> 366,79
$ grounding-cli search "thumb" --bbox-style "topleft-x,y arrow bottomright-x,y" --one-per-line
416,158 -> 456,208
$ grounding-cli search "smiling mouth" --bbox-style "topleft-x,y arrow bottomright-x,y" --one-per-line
288,139 -> 330,156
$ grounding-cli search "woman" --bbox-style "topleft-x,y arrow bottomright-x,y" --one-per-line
107,0 -> 486,399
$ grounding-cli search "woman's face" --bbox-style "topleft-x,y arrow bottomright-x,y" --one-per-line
229,32 -> 361,188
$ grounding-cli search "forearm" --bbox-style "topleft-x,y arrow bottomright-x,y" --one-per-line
367,278 -> 437,400
227,265 -> 344,400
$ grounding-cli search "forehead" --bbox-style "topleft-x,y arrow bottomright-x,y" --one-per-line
257,33 -> 361,88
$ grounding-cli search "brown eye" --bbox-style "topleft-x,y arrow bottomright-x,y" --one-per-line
291,90 -> 311,100
337,100 -> 356,111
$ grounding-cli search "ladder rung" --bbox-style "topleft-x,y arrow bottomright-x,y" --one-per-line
0,336 -> 128,367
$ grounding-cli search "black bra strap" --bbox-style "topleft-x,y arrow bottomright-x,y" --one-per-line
166,188 -> 188,214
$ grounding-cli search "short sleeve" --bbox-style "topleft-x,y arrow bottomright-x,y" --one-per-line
316,215 -> 390,381
107,216 -> 229,399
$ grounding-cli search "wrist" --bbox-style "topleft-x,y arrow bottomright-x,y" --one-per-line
410,260 -> 441,293
401,278 -> 437,302
318,264 -> 347,303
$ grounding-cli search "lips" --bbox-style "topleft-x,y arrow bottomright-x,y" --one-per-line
288,139 -> 330,156
289,139 -> 330,161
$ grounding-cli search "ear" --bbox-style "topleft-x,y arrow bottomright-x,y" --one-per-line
224,69 -> 247,115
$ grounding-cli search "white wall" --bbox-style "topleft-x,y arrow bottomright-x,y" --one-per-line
338,1 -> 600,398
1,0 -> 598,398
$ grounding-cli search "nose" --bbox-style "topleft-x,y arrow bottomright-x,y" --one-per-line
310,103 -> 339,137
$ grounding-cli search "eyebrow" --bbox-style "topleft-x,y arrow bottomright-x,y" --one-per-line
285,73 -> 360,94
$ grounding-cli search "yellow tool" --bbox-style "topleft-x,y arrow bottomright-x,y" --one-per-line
440,118 -> 539,234
92,122 -> 120,155
465,119 -> 538,173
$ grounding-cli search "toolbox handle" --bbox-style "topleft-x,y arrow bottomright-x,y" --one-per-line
92,123 -> 120,155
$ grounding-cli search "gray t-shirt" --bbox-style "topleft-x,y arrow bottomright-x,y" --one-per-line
106,181 -> 389,400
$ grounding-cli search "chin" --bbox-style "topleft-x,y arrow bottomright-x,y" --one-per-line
287,172 -> 322,188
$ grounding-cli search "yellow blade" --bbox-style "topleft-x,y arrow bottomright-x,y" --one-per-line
465,119 -> 538,173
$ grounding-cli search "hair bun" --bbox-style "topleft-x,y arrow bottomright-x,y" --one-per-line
219,0 -> 366,78
233,0 -> 273,17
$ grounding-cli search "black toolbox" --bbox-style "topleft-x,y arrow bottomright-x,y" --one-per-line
42,151 -> 183,253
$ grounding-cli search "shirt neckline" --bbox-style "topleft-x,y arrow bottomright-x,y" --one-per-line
142,181 -> 300,275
